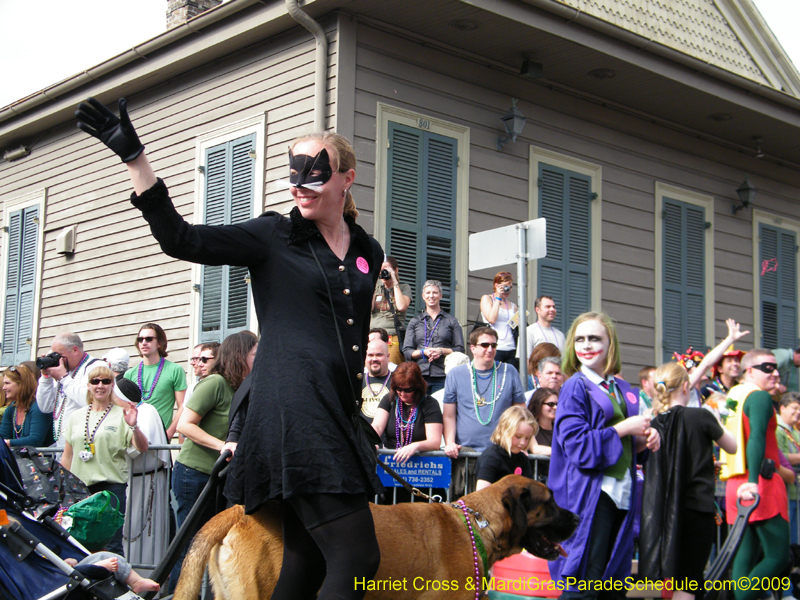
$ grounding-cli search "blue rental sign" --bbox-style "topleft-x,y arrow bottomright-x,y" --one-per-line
377,455 -> 452,488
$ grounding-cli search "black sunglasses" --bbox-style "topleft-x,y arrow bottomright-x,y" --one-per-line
750,362 -> 778,374
137,336 -> 156,343
89,378 -> 114,385
543,401 -> 558,408
476,342 -> 498,349
396,387 -> 415,394
197,356 -> 213,364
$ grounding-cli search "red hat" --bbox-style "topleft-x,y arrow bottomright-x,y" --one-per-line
673,347 -> 705,371
712,345 -> 745,379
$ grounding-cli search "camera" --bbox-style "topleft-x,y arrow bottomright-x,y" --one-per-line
380,269 -> 391,280
502,285 -> 511,293
36,352 -> 63,370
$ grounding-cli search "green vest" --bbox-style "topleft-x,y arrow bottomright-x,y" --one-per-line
604,381 -> 632,480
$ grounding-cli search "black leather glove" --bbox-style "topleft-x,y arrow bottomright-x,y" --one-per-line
75,97 -> 144,163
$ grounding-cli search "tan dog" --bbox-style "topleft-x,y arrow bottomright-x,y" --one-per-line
175,475 -> 578,600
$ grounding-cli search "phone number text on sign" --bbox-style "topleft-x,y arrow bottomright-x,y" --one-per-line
377,456 -> 452,488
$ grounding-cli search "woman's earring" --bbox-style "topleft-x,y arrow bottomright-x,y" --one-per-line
342,188 -> 348,198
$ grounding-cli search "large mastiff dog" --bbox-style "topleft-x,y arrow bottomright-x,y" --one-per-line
175,475 -> 578,600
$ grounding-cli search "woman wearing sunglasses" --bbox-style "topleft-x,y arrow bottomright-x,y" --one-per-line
479,271 -> 518,368
169,330 -> 257,589
61,365 -> 149,555
526,387 -> 559,481
371,361 -> 443,466
0,365 -> 54,447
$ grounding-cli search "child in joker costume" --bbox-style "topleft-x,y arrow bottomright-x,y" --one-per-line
548,312 -> 660,599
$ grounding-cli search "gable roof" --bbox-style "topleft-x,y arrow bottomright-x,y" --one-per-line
552,0 -> 800,96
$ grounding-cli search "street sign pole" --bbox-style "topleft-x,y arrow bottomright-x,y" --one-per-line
516,223 -> 529,388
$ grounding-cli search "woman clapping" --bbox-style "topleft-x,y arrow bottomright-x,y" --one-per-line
402,280 -> 465,394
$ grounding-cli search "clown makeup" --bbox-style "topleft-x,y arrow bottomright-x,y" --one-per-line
288,147 -> 333,191
574,319 -> 609,375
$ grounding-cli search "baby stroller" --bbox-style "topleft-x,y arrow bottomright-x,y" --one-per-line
0,442 -> 142,600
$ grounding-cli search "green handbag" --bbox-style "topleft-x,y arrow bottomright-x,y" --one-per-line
64,490 -> 124,551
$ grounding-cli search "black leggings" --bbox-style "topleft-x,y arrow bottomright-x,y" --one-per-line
271,495 -> 381,600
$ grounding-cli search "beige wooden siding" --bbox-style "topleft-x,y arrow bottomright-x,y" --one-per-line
351,21 -> 800,379
0,23 -> 336,366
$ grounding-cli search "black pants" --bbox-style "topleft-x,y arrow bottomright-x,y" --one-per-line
495,349 -> 519,370
271,493 -> 381,600
560,491 -> 628,600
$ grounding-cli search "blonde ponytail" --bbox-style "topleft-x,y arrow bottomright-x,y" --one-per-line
652,362 -> 689,414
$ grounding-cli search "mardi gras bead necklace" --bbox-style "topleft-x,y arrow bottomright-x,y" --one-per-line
12,405 -> 25,439
79,402 -> 113,462
137,358 -> 166,403
52,353 -> 91,440
469,361 -> 508,425
395,401 -> 419,448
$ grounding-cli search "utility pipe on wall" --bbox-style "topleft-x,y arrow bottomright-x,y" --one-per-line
286,0 -> 328,131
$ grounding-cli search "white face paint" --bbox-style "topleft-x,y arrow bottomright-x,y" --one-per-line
574,319 -> 609,375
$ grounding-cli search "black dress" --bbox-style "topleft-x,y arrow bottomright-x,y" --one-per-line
131,179 -> 384,513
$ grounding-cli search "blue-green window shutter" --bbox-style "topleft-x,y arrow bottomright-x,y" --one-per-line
662,198 -> 706,362
199,134 -> 255,342
386,123 -> 457,315
2,206 -> 38,366
537,163 -> 591,332
760,223 -> 797,349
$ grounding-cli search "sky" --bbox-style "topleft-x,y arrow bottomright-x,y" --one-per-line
0,0 -> 798,109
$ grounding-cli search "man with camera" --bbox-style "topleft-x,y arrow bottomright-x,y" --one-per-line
35,332 -> 108,447
370,256 -> 411,365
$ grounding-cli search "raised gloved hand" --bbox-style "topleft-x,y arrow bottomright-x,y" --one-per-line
75,97 -> 144,163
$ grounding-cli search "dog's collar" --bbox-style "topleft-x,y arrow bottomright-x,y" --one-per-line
450,501 -> 488,528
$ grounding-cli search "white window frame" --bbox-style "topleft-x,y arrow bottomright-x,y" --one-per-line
654,182 -> 715,363
752,209 -> 800,347
188,114 -> 266,345
374,103 -> 470,326
528,146 -> 602,311
0,188 -> 46,361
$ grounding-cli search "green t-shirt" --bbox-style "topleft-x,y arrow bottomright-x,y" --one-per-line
175,374 -> 233,475
64,405 -> 132,486
124,360 -> 187,429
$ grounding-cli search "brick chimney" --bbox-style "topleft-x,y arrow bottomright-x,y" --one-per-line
167,0 -> 223,29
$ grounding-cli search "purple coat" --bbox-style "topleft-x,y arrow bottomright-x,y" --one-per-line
548,372 -> 642,584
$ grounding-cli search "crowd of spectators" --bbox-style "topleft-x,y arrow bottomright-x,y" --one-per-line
7,268 -> 800,599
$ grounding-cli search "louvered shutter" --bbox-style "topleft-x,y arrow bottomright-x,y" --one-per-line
662,198 -> 706,362
537,163 -> 592,332
199,134 -> 255,342
386,123 -> 457,315
760,223 -> 798,349
2,206 -> 38,367
423,134 -> 457,313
